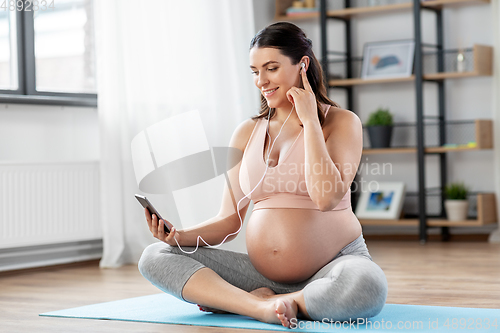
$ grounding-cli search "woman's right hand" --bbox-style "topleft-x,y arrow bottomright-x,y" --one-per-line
144,208 -> 180,246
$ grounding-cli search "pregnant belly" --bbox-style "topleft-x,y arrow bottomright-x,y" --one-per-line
246,207 -> 361,284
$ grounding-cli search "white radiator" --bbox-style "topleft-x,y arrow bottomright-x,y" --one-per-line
0,161 -> 101,249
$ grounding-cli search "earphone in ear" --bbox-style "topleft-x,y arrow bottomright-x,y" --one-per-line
300,62 -> 305,69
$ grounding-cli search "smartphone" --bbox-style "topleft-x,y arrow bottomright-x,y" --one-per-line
135,194 -> 170,233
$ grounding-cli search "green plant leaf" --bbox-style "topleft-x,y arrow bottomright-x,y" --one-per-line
444,182 -> 469,200
366,108 -> 393,126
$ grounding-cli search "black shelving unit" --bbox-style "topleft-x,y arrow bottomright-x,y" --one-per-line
318,0 -> 488,243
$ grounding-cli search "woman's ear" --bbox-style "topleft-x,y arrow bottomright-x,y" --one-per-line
300,56 -> 310,71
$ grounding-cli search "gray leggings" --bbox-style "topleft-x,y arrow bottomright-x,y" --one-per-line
138,234 -> 388,322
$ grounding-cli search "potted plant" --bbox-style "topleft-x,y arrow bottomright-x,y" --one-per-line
444,182 -> 469,221
365,107 -> 393,148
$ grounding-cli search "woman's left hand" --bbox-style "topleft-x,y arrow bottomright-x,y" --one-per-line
286,67 -> 318,125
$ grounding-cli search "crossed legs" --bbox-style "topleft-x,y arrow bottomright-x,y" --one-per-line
181,267 -> 309,327
138,242 -> 387,328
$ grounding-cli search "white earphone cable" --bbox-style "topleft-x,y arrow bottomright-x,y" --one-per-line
172,105 -> 296,254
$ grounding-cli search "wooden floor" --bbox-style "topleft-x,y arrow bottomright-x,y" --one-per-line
1,240 -> 500,333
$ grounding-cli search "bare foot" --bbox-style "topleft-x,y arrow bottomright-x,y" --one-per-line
198,293 -> 300,328
260,297 -> 298,328
197,287 -> 277,314
275,298 -> 298,328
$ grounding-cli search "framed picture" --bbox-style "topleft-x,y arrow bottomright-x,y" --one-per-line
361,40 -> 415,79
355,182 -> 406,219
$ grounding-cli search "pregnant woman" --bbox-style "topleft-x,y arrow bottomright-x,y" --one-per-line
138,22 -> 388,328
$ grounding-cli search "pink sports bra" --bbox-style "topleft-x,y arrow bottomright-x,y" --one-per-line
239,105 -> 351,212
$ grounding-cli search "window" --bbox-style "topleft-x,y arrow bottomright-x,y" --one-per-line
0,0 -> 97,107
0,9 -> 18,90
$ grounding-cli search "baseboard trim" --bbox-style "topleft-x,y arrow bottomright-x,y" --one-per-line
364,234 -> 490,242
0,259 -> 101,277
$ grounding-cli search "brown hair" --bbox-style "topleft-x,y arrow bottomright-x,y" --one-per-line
249,22 -> 339,127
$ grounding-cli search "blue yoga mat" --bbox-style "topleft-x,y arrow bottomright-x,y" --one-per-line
40,293 -> 500,332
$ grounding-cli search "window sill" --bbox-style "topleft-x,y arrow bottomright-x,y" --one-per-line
0,94 -> 97,108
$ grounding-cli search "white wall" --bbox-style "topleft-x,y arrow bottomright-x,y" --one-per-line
0,103 -> 99,162
252,2 -> 497,235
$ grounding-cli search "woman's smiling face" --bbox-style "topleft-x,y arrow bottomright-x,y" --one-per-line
249,47 -> 301,109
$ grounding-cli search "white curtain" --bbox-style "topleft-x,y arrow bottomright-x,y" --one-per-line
489,0 -> 500,243
94,0 -> 258,267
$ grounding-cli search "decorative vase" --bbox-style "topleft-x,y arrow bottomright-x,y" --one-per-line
444,199 -> 469,221
367,125 -> 393,148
